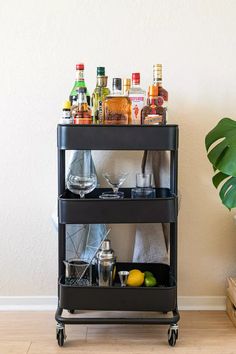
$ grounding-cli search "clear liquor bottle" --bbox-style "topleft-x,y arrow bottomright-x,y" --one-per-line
153,64 -> 168,123
72,87 -> 92,124
92,67 -> 110,124
104,78 -> 131,125
141,85 -> 165,125
128,73 -> 146,125
70,63 -> 90,106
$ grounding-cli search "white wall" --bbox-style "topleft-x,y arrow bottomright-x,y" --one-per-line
1,0 -> 236,296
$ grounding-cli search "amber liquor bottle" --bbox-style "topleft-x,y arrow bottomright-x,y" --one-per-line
153,64 -> 168,123
104,78 -> 131,125
72,87 -> 92,124
141,86 -> 165,125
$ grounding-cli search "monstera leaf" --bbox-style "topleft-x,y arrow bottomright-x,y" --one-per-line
205,118 -> 236,210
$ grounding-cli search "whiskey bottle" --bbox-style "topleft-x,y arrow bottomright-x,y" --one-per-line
70,63 -> 90,106
92,67 -> 110,124
128,73 -> 146,125
141,85 -> 166,125
123,78 -> 131,95
104,78 -> 131,125
153,64 -> 168,122
72,87 -> 92,124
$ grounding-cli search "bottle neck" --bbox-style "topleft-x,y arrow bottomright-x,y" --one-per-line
148,97 -> 158,105
96,76 -> 108,87
132,81 -> 140,88
112,88 -> 122,95
76,69 -> 84,83
78,93 -> 87,104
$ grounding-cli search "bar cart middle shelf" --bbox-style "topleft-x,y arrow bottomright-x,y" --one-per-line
56,124 -> 179,347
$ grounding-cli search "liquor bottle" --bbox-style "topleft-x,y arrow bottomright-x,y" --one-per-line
69,63 -> 90,106
153,64 -> 168,122
141,85 -> 166,125
60,100 -> 73,124
92,67 -> 110,124
123,78 -> 131,95
72,87 -> 92,124
104,78 -> 131,125
128,73 -> 146,125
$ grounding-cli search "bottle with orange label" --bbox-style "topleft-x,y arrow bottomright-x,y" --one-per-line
72,87 -> 92,124
141,85 -> 166,125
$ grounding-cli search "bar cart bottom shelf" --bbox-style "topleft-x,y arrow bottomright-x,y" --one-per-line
55,263 -> 180,347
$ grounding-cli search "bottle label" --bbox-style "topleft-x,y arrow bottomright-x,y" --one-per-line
157,96 -> 164,106
74,111 -> 92,124
62,111 -> 71,119
78,71 -> 84,81
98,100 -> 103,123
144,114 -> 163,125
104,112 -> 128,125
129,95 -> 145,124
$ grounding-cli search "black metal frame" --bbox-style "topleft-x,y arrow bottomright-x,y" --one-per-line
56,124 -> 179,328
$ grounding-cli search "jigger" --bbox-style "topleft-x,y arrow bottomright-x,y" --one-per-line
118,271 -> 129,287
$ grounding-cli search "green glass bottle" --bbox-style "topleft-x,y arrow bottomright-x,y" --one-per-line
70,63 -> 90,106
92,67 -> 110,124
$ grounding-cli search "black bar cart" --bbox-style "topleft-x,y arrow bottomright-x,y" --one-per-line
56,124 -> 180,347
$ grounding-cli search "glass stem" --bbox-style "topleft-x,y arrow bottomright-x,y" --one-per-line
80,192 -> 85,198
113,187 -> 119,194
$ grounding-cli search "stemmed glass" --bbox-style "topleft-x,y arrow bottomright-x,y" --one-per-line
100,172 -> 128,199
67,151 -> 97,199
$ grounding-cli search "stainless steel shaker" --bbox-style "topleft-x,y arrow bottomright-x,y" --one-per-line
97,239 -> 116,287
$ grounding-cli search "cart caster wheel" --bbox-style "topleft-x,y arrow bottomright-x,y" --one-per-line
56,323 -> 66,347
68,309 -> 75,314
57,329 -> 64,346
168,324 -> 178,347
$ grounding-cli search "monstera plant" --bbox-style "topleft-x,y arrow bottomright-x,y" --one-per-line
205,118 -> 236,210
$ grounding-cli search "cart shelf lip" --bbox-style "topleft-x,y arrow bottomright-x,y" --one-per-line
58,188 -> 178,224
57,124 -> 179,151
58,262 -> 177,312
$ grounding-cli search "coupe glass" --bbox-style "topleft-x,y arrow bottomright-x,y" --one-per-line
100,172 -> 128,199
67,174 -> 97,198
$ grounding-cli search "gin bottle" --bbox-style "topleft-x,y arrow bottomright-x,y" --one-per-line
128,73 -> 146,125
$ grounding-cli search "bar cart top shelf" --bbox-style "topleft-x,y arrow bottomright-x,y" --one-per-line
57,124 -> 179,151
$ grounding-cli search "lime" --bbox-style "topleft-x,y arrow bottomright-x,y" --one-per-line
144,276 -> 157,287
144,271 -> 154,278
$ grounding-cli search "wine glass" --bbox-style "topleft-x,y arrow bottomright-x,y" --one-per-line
100,172 -> 128,199
67,150 -> 97,198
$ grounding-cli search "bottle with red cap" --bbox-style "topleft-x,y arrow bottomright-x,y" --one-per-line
69,63 -> 90,106
128,73 -> 146,125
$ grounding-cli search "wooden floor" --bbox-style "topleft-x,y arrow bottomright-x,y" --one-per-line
1,311 -> 236,354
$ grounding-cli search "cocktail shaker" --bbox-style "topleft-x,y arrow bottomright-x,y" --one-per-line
97,239 -> 116,287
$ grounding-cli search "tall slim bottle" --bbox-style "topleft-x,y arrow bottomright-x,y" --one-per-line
92,67 -> 110,124
70,63 -> 90,106
128,73 -> 145,125
153,64 -> 168,123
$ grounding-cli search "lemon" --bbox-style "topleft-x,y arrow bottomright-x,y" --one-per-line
127,269 -> 144,287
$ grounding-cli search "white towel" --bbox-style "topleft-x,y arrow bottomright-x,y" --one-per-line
132,151 -> 170,264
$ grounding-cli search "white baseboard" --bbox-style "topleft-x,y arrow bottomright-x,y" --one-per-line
178,296 -> 226,310
0,296 -> 226,311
